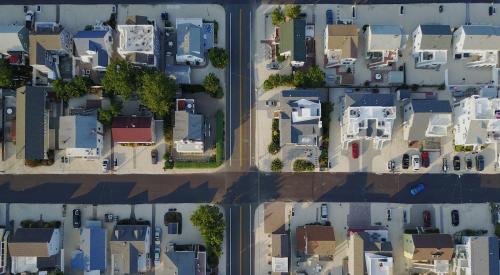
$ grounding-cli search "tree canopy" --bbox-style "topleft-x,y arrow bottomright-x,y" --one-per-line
208,47 -> 229,69
190,205 -> 225,266
53,76 -> 91,101
98,99 -> 122,126
138,71 -> 177,117
271,7 -> 285,26
101,58 -> 137,99
285,5 -> 301,19
0,59 -> 13,88
203,73 -> 223,98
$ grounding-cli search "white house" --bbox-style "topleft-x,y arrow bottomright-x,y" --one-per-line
324,24 -> 358,68
453,25 -> 500,68
341,93 -> 396,149
453,94 -> 500,148
117,16 -> 158,67
173,99 -> 204,153
8,228 -> 61,274
403,99 -> 452,143
59,115 -> 104,159
412,25 -> 452,69
365,25 -> 403,69
453,236 -> 499,275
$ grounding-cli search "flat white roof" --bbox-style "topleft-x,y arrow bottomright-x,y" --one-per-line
117,25 -> 154,54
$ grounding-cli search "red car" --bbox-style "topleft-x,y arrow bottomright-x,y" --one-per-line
423,210 -> 431,227
421,152 -> 430,168
351,143 -> 359,159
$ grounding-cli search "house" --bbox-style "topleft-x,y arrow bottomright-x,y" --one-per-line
8,228 -> 61,274
117,16 -> 159,67
71,220 -> 107,273
279,90 -> 322,147
403,233 -> 454,274
296,225 -> 335,259
453,25 -> 500,68
344,230 -> 393,275
324,24 -> 358,68
365,25 -> 403,69
59,115 -> 104,158
412,25 -> 452,69
165,243 -> 206,275
166,65 -> 191,84
453,236 -> 499,275
73,28 -> 113,78
453,94 -> 500,148
173,99 -> 204,153
0,228 -> 9,274
341,93 -> 396,149
279,19 -> 306,67
15,86 -> 50,161
264,202 -> 290,274
112,116 -> 155,144
110,224 -> 151,274
0,25 -> 29,65
176,18 -> 205,65
29,23 -> 72,81
403,99 -> 452,145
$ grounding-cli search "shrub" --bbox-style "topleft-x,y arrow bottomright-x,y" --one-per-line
263,73 -> 293,91
276,54 -> 286,63
268,119 -> 280,155
0,59 -> 13,88
271,7 -> 285,26
271,158 -> 283,172
203,73 -> 224,98
208,47 -> 229,69
285,5 -> 301,19
293,159 -> 315,172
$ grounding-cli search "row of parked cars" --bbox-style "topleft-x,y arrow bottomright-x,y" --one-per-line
398,152 -> 485,172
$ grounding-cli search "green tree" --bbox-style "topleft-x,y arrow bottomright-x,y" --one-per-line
285,5 -> 301,19
0,59 -> 13,88
53,76 -> 91,101
208,47 -> 229,69
138,71 -> 177,117
271,7 -> 285,26
191,205 -> 225,267
203,73 -> 223,98
98,100 -> 122,126
102,59 -> 137,99
293,159 -> 315,172
271,158 -> 283,172
305,65 -> 325,88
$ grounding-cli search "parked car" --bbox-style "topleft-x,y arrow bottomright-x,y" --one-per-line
421,151 -> 430,168
387,160 -> 395,171
320,204 -> 328,221
412,155 -> 420,170
453,156 -> 461,171
151,149 -> 158,164
155,226 -> 161,245
442,158 -> 448,173
387,209 -> 392,221
351,142 -> 359,159
73,209 -> 81,228
475,155 -> 485,171
154,247 -> 161,265
403,210 -> 408,224
265,100 -> 277,107
451,210 -> 459,226
102,159 -> 109,172
326,9 -> 334,25
402,154 -> 410,169
465,155 -> 472,170
423,210 -> 431,227
410,183 -> 425,196
266,61 -> 279,70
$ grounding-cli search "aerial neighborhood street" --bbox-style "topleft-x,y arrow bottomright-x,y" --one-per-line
0,0 -> 499,275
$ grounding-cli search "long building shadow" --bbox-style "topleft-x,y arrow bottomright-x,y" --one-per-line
0,181 -> 81,203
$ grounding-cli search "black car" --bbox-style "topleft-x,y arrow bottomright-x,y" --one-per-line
451,210 -> 459,226
402,154 -> 410,169
465,155 -> 472,170
151,149 -> 158,164
476,155 -> 484,171
73,209 -> 81,228
453,156 -> 461,171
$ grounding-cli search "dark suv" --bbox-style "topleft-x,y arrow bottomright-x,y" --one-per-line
73,209 -> 81,228
476,155 -> 484,171
402,154 -> 410,169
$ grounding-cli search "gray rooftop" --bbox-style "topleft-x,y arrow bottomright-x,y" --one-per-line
59,115 -> 99,149
165,65 -> 191,84
166,246 -> 206,275
459,25 -> 500,51
11,228 -> 55,243
404,100 -> 451,141
465,120 -> 489,145
418,25 -> 452,50
111,225 -> 149,242
409,100 -> 452,113
469,236 -> 499,275
173,111 -> 203,142
0,25 -> 29,54
345,93 -> 394,107
279,19 -> 306,62
177,23 -> 204,59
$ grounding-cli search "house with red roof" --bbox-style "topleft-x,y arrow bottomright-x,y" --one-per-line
111,116 -> 155,144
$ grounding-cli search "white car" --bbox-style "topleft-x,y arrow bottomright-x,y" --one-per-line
412,155 -> 420,170
101,159 -> 109,172
320,204 -> 328,221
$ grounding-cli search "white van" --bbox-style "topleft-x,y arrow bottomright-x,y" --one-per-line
320,204 -> 328,221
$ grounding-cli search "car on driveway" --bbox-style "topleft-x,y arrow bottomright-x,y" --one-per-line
326,9 -> 334,25
412,155 -> 420,170
101,159 -> 109,172
151,149 -> 158,164
387,160 -> 395,171
351,142 -> 359,159
475,155 -> 484,171
410,183 -> 425,196
154,246 -> 161,265
73,209 -> 81,228
451,210 -> 459,226
465,155 -> 472,170
402,154 -> 410,169
320,204 -> 328,221
453,156 -> 461,171
421,151 -> 429,168
442,158 -> 448,172
423,210 -> 431,227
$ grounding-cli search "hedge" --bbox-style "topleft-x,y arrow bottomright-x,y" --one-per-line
174,161 -> 221,169
268,119 -> 280,154
293,159 -> 315,172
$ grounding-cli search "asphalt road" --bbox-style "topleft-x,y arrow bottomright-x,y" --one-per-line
225,204 -> 254,275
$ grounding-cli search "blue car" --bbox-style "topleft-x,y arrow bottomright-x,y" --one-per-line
410,183 -> 425,196
326,10 -> 334,25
